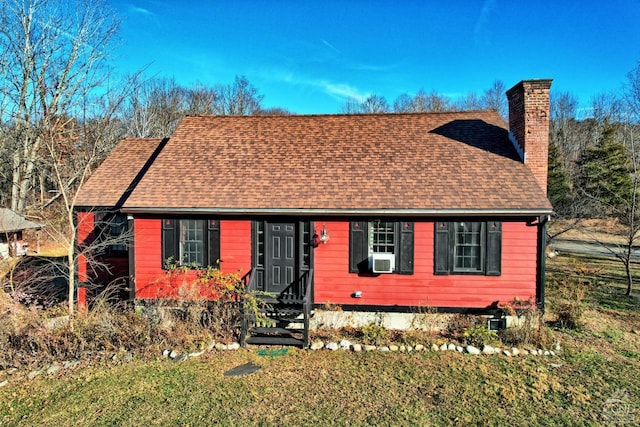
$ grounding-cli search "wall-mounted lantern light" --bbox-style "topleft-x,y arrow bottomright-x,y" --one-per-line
320,223 -> 329,244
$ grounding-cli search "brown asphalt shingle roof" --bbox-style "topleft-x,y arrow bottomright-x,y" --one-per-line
79,112 -> 553,215
75,138 -> 165,207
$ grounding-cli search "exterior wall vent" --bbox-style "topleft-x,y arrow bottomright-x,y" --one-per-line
487,318 -> 507,331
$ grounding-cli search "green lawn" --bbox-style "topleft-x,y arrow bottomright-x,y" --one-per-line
0,348 -> 640,426
1,346 -> 639,426
1,253 -> 640,426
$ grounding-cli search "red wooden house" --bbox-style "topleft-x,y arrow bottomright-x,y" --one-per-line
75,79 -> 553,344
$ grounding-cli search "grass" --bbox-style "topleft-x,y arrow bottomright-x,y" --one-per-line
549,218 -> 630,244
34,246 -> 68,257
1,347 -> 639,426
546,252 -> 640,309
1,252 -> 640,425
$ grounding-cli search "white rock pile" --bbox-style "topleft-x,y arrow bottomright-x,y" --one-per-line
308,340 -> 560,357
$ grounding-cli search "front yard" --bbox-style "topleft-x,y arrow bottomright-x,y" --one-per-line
0,252 -> 639,425
1,334 -> 639,426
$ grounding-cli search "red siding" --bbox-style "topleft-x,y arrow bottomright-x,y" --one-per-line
131,216 -> 539,309
220,220 -> 251,274
76,211 -> 129,288
133,217 -> 251,299
313,220 -> 539,309
76,211 -> 94,283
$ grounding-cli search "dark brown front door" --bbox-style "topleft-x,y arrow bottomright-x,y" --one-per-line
265,222 -> 296,294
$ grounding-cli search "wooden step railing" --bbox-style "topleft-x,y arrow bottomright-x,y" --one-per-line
239,269 -> 257,347
240,268 -> 313,348
302,268 -> 313,348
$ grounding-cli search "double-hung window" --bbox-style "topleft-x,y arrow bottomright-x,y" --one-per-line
162,218 -> 220,268
453,221 -> 484,272
434,220 -> 501,276
349,220 -> 414,274
370,220 -> 396,254
179,219 -> 205,267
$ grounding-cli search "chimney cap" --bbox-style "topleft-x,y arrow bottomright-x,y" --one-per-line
506,79 -> 553,97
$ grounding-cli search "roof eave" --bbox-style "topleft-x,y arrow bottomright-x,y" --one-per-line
120,207 -> 553,217
0,226 -> 42,233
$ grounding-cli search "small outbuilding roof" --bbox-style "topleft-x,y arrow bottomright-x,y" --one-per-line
0,208 -> 42,233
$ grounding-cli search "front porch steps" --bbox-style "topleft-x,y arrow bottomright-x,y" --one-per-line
249,327 -> 305,335
243,301 -> 310,348
245,337 -> 305,346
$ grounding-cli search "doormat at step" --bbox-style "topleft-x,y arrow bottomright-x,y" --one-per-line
257,348 -> 289,358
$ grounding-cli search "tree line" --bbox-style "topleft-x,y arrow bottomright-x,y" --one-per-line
545,62 -> 640,295
0,0 -> 276,314
2,0 -> 640,308
341,80 -> 507,117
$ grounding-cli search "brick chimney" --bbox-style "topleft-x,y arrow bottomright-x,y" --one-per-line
506,79 -> 553,192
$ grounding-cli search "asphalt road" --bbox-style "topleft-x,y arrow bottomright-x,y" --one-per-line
550,238 -> 640,258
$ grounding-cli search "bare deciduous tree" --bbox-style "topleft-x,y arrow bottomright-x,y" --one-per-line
481,80 -> 507,119
551,91 -> 580,168
617,60 -> 640,296
213,75 -> 264,115
455,92 -> 484,111
393,89 -> 451,113
43,79 -> 139,315
122,78 -> 187,138
122,76 -> 269,138
569,63 -> 640,296
187,84 -> 218,115
257,107 -> 293,116
0,0 -> 121,215
342,94 -> 389,114
0,0 -> 141,315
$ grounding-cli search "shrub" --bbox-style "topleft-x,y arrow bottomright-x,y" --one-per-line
496,297 -> 555,348
0,282 -> 223,369
151,264 -> 271,337
498,308 -> 555,348
555,300 -> 584,330
546,259 -> 591,330
463,325 -> 499,347
552,279 -> 587,330
446,313 -> 477,336
361,323 -> 389,345
397,329 -> 431,346
155,261 -> 243,301
410,304 -> 441,331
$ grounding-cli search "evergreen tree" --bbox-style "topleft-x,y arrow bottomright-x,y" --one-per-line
547,138 -> 572,215
577,125 -> 632,215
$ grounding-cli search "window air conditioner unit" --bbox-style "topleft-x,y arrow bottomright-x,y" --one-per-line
370,253 -> 395,273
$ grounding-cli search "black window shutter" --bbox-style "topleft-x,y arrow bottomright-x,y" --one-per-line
349,221 -> 368,273
398,221 -> 414,274
485,221 -> 502,276
434,221 -> 450,275
208,219 -> 221,268
162,219 -> 177,268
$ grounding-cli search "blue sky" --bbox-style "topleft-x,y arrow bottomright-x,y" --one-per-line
110,0 -> 640,115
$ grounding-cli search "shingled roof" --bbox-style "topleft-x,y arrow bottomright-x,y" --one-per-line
76,138 -> 165,207
78,112 -> 553,216
0,208 -> 41,233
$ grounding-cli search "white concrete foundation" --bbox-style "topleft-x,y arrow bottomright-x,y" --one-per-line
310,309 -> 522,331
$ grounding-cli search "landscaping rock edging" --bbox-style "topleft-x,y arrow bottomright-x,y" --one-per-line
7,359 -> 84,385
309,340 -> 560,357
1,339 -> 561,389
